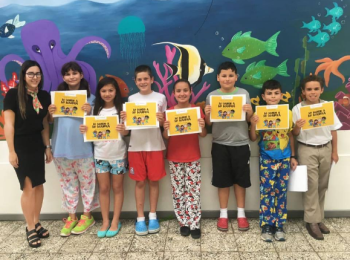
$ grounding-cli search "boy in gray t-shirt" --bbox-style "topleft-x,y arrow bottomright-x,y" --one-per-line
205,61 -> 253,232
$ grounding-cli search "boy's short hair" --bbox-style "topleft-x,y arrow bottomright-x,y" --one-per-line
301,74 -> 324,90
217,61 -> 237,75
134,65 -> 153,79
262,79 -> 282,93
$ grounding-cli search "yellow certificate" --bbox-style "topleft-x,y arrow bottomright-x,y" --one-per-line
123,102 -> 158,129
83,115 -> 120,142
300,102 -> 335,130
256,104 -> 289,130
51,90 -> 87,118
166,107 -> 202,136
210,95 -> 246,122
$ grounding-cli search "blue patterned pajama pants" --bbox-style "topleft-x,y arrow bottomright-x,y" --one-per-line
259,156 -> 290,228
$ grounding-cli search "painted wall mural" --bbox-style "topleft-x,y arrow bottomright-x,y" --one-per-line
0,0 -> 349,140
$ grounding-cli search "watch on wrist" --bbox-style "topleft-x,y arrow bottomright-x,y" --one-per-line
290,155 -> 297,159
45,145 -> 51,149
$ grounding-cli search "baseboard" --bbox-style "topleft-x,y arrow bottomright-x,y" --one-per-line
1,210 -> 349,221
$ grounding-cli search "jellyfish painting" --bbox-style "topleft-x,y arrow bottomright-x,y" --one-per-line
117,16 -> 146,69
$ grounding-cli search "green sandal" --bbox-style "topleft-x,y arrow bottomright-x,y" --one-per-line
35,222 -> 50,238
26,228 -> 41,248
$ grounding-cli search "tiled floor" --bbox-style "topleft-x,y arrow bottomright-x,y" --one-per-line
0,218 -> 350,259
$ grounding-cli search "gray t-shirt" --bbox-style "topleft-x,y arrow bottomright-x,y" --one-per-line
206,87 -> 251,146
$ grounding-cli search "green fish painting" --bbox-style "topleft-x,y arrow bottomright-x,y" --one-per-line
240,60 -> 289,88
222,31 -> 280,64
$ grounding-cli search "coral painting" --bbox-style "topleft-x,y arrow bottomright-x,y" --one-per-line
153,45 -> 211,108
335,78 -> 350,130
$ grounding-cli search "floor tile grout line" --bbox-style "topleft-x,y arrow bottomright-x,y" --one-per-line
300,226 -> 319,254
124,226 -> 136,259
55,236 -> 70,254
199,219 -> 202,257
56,236 -> 72,254
90,234 -> 100,255
231,219 -> 240,254
46,219 -> 68,254
338,233 -> 350,247
163,220 -> 169,259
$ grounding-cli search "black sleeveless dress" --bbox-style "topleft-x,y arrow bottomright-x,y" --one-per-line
3,88 -> 51,190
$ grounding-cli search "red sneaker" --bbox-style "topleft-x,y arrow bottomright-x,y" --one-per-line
237,217 -> 249,231
217,218 -> 229,231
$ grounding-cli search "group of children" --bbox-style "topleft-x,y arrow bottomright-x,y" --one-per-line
205,62 -> 341,242
32,60 -> 343,242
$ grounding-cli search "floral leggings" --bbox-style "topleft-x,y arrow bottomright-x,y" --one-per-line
53,157 -> 100,214
169,160 -> 201,230
259,156 -> 290,228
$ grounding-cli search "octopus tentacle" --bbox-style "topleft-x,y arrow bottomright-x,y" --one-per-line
67,36 -> 112,61
0,54 -> 24,87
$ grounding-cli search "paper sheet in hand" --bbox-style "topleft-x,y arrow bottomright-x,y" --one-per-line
288,165 -> 308,192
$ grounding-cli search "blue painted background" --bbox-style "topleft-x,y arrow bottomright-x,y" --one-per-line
0,0 -> 349,136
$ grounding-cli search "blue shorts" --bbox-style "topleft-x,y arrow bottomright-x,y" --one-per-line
94,158 -> 128,175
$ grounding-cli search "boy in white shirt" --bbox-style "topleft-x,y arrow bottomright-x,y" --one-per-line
121,65 -> 167,236
292,75 -> 342,240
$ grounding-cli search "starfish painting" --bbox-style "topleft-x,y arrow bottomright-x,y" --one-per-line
315,55 -> 350,86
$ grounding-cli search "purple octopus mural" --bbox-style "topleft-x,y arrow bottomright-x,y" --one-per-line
0,20 -> 111,93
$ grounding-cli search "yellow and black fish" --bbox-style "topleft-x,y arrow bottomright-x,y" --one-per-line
153,42 -> 214,87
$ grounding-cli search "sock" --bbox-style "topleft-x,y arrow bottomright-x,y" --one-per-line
237,207 -> 246,218
149,212 -> 157,220
219,208 -> 228,218
137,217 -> 145,222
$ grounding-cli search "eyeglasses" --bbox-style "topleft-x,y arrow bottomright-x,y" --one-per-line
26,72 -> 42,78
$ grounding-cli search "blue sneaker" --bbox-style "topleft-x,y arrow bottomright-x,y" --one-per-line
135,221 -> 148,236
148,219 -> 160,234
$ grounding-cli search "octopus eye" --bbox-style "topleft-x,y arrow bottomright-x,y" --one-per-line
32,45 -> 41,54
49,40 -> 56,50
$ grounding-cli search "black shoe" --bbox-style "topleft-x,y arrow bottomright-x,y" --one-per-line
180,226 -> 190,236
190,228 -> 201,239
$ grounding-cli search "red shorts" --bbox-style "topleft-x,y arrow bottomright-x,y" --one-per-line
128,151 -> 166,181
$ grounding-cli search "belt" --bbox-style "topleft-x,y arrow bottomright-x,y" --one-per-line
298,141 -> 330,148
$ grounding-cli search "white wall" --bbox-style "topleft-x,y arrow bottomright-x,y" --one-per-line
0,131 -> 349,217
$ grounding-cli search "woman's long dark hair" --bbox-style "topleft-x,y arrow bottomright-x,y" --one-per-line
93,77 -> 123,116
57,61 -> 91,97
18,60 -> 44,119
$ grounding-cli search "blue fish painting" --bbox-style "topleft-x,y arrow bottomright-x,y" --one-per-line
308,30 -> 330,47
325,2 -> 344,20
323,17 -> 341,35
0,15 -> 26,39
301,16 -> 321,32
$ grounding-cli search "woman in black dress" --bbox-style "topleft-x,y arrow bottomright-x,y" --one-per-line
3,60 -> 52,248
